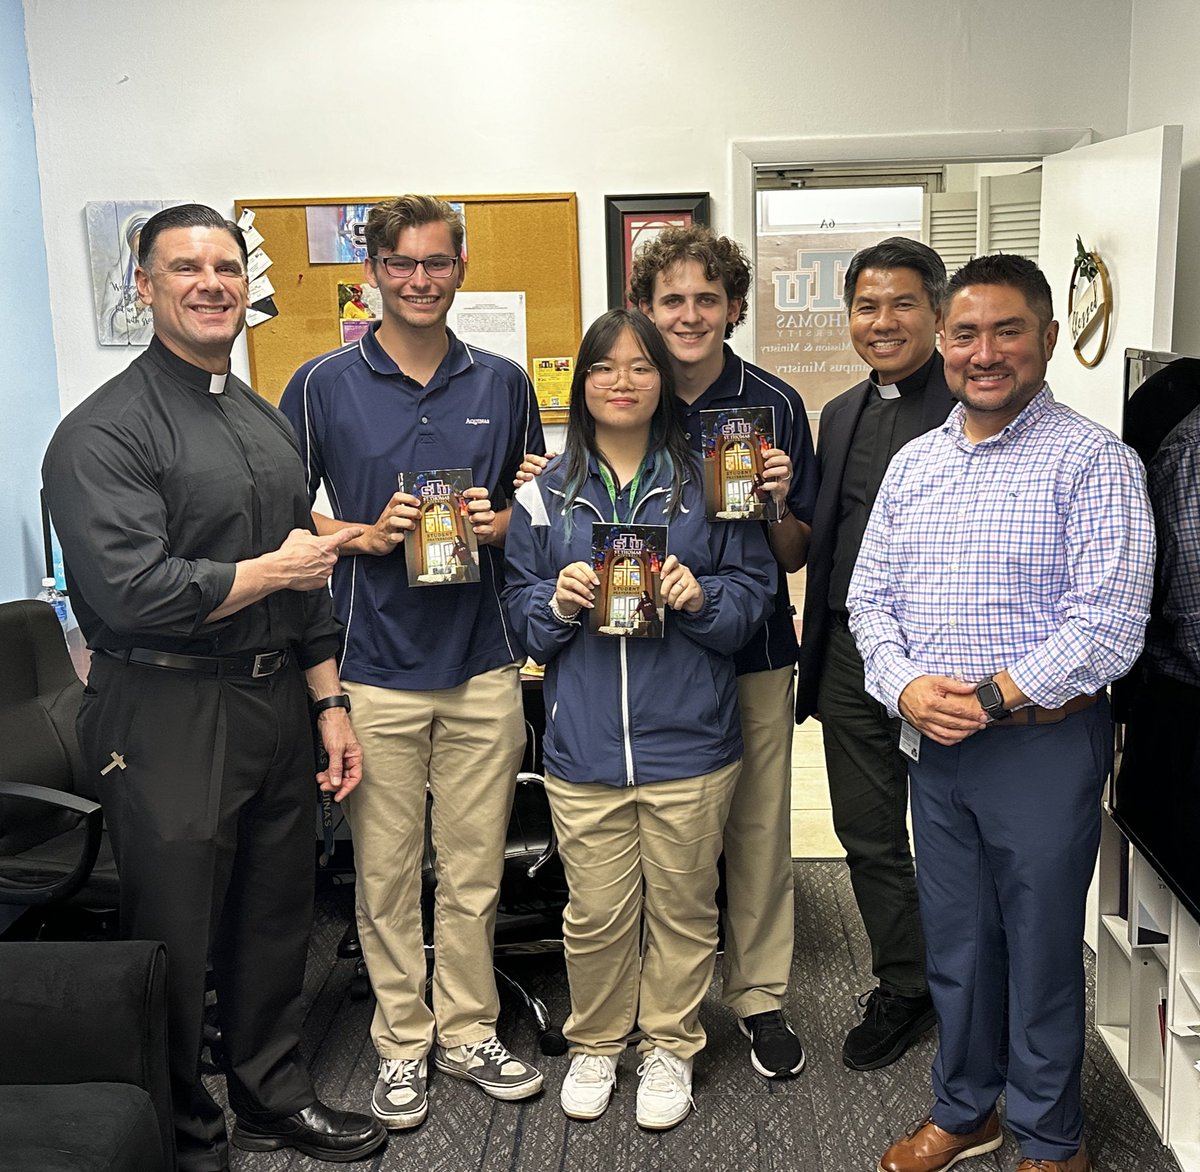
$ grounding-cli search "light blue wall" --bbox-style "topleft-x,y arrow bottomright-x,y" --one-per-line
0,3 -> 60,600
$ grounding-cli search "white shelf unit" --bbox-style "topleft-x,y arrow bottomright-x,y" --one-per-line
1097,811 -> 1200,1171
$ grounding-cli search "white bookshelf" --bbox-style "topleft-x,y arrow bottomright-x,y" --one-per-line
1097,811 -> 1200,1170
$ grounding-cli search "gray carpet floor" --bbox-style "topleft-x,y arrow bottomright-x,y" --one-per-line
212,861 -> 1180,1171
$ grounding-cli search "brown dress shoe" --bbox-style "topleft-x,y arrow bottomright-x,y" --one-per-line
878,1111 -> 1003,1172
1016,1139 -> 1090,1171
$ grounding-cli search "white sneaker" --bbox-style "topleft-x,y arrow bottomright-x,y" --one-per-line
559,1053 -> 618,1120
635,1047 -> 694,1130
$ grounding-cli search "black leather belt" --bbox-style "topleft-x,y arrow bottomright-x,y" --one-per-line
107,647 -> 290,678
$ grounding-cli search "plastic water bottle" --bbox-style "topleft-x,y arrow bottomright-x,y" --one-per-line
36,576 -> 70,636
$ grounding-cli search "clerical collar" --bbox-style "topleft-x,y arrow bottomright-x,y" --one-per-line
147,334 -> 234,394
869,349 -> 938,400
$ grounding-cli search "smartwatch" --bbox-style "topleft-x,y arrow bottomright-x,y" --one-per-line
311,693 -> 352,716
974,675 -> 1010,722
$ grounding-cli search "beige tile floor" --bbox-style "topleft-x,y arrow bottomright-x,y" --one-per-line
787,568 -> 843,859
790,715 -> 841,858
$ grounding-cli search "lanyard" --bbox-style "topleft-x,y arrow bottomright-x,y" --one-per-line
597,459 -> 646,524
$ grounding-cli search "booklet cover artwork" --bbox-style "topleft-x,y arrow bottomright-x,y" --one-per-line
699,406 -> 779,522
589,523 -> 666,638
397,468 -> 480,586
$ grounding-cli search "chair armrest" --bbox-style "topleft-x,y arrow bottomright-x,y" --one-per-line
514,772 -> 558,878
0,781 -> 102,905
0,940 -> 174,1166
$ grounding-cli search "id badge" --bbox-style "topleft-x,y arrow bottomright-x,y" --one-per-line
899,719 -> 921,763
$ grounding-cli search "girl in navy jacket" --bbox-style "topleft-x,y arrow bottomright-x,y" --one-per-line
504,309 -> 774,1129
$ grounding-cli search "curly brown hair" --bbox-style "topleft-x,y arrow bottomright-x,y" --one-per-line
628,225 -> 750,339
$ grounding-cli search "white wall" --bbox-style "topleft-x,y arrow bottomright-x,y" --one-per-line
24,0 -> 1135,413
1039,125 -> 1181,435
1128,0 -> 1200,356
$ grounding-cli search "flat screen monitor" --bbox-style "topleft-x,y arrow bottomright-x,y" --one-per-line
1111,348 -> 1200,924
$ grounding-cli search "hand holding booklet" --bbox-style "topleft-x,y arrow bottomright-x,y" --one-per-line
700,405 -> 779,522
589,523 -> 666,638
396,467 -> 480,586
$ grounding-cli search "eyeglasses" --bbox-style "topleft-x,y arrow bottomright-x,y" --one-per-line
371,254 -> 459,279
587,362 -> 660,389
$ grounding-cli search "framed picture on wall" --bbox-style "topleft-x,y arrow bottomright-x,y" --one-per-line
604,193 -> 710,309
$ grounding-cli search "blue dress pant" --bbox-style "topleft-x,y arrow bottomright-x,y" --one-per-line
909,699 -> 1111,1162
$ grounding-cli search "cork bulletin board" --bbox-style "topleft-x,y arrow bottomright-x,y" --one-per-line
233,193 -> 582,404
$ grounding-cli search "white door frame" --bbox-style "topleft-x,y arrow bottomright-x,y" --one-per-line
726,128 -> 1094,358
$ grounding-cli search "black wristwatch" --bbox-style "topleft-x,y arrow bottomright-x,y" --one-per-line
311,693 -> 352,716
974,675 -> 1010,722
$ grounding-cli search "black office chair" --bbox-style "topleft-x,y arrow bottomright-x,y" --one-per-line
0,599 -> 119,937
0,939 -> 175,1170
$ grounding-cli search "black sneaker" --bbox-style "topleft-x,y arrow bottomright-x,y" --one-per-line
842,987 -> 936,1071
737,1010 -> 805,1078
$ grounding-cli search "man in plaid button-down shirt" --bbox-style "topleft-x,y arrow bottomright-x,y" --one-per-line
850,254 -> 1155,1172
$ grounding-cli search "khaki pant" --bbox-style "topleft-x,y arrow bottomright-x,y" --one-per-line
721,666 -> 797,1016
545,761 -> 740,1059
344,663 -> 525,1059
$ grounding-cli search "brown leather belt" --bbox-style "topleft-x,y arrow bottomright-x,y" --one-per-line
105,647 -> 290,678
990,692 -> 1099,728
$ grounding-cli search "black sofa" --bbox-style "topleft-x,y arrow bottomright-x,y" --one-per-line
0,939 -> 175,1171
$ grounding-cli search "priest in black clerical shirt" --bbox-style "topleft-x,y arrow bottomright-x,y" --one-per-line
796,237 -> 955,1075
42,204 -> 385,1172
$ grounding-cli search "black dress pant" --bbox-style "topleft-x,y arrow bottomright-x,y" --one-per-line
817,616 -> 927,996
80,655 -> 316,1172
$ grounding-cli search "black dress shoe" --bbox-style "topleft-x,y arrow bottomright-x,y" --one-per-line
232,1099 -> 386,1162
844,987 -> 936,1071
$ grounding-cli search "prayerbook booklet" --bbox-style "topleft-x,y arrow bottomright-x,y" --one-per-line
589,523 -> 666,638
397,467 -> 480,586
699,405 -> 779,522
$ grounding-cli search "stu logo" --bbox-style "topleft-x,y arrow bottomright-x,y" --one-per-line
773,249 -> 855,312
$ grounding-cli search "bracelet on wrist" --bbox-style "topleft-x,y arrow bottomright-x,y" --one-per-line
311,693 -> 352,716
549,597 -> 582,625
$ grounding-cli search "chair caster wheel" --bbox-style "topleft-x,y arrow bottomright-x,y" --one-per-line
539,1028 -> 568,1056
349,959 -> 371,1001
337,923 -> 362,959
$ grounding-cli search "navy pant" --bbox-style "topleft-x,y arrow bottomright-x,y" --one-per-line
909,698 -> 1111,1162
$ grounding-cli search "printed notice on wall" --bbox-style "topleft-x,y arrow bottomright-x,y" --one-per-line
447,291 -> 527,369
533,356 -> 573,416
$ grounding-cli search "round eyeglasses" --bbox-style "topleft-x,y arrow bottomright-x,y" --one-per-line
371,254 -> 459,279
587,362 -> 660,390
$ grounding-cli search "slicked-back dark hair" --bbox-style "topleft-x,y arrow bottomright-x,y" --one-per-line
842,236 -> 946,312
944,252 -> 1054,328
629,225 -> 750,337
137,204 -> 248,272
560,309 -> 695,527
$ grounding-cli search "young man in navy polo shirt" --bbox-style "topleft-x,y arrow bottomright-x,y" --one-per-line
279,196 -> 546,1130
633,226 -> 818,1078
